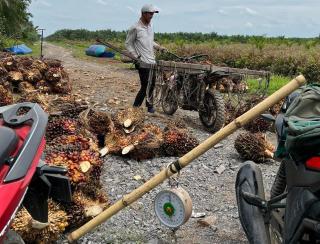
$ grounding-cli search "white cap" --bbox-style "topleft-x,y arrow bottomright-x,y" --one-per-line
141,4 -> 159,13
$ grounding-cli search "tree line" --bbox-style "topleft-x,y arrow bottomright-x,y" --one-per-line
46,28 -> 320,47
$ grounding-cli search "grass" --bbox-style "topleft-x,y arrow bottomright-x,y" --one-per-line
247,75 -> 291,95
49,40 -> 131,68
2,38 -> 42,58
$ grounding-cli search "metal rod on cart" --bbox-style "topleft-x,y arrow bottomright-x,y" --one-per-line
67,75 -> 306,243
96,38 -> 138,62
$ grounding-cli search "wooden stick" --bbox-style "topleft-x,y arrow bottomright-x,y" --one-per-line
68,75 -> 306,243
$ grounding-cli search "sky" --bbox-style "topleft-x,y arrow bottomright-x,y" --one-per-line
28,0 -> 320,38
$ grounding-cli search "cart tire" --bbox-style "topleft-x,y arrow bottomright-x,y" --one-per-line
199,90 -> 225,133
3,230 -> 25,244
162,87 -> 178,115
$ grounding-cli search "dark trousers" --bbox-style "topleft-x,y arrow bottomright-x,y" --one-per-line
133,66 -> 155,108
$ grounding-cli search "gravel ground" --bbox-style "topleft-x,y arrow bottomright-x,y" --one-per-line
43,43 -> 280,243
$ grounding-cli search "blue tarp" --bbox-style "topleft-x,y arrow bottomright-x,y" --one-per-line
6,44 -> 32,55
85,44 -> 115,58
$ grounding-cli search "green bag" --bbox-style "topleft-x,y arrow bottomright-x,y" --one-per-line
284,84 -> 320,162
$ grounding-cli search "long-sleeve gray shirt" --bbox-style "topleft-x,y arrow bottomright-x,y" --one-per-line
125,20 -> 160,64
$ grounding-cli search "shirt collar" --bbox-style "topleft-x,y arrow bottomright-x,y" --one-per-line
138,19 -> 151,28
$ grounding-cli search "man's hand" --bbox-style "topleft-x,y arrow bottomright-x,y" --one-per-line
159,46 -> 168,53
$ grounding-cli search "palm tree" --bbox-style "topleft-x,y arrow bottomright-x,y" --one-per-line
0,0 -> 32,36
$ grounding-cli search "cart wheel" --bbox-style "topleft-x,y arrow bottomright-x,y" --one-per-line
162,87 -> 178,115
199,90 -> 225,132
3,230 -> 25,244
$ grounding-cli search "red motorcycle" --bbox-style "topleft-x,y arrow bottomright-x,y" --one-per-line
0,103 -> 71,243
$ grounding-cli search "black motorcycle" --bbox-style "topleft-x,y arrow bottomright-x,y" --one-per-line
160,54 -> 227,133
235,90 -> 320,244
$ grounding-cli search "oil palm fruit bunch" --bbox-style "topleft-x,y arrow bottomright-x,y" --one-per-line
162,126 -> 199,156
45,67 -> 62,82
51,69 -> 71,94
11,199 -> 69,243
46,134 -> 101,185
17,92 -> 49,112
44,58 -> 62,68
75,164 -> 104,199
0,64 -> 8,82
122,123 -> 163,160
31,59 -> 48,74
113,107 -> 144,133
2,56 -> 18,71
35,79 -> 52,93
234,132 -> 275,164
63,190 -> 108,229
233,81 -> 248,93
17,56 -> 33,69
46,116 -> 78,141
18,81 -> 35,93
0,85 -> 13,106
224,100 -> 237,124
49,95 -> 88,118
269,99 -> 284,115
81,108 -> 114,135
7,70 -> 23,84
243,117 -> 271,133
23,68 -> 42,83
104,129 -> 133,155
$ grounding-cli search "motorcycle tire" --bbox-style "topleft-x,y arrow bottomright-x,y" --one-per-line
3,229 -> 25,244
236,161 -> 271,244
199,90 -> 225,133
161,86 -> 178,115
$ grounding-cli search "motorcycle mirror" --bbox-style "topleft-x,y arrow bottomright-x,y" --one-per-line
260,113 -> 275,122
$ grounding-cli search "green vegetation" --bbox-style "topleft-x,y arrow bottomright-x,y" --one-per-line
46,29 -> 320,82
247,75 -> 291,95
0,0 -> 38,52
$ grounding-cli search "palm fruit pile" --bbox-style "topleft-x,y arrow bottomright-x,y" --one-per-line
234,132 -> 275,163
214,76 -> 248,93
0,55 -> 71,94
100,108 -> 199,160
11,200 -> 69,244
0,84 -> 13,106
45,134 -> 109,229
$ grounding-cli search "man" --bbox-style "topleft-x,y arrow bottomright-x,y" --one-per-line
125,4 -> 166,113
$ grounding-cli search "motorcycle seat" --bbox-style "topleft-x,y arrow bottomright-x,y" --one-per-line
0,127 -> 18,167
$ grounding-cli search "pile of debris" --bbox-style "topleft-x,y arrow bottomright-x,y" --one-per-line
0,55 -> 71,94
82,107 -> 200,161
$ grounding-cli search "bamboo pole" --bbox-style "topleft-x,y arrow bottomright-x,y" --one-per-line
68,75 -> 306,243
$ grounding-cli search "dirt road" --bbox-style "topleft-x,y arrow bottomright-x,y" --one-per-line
44,42 -> 278,244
